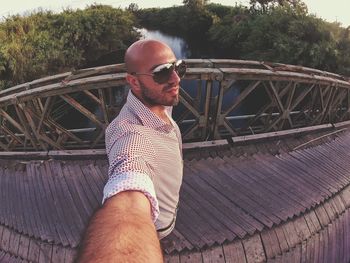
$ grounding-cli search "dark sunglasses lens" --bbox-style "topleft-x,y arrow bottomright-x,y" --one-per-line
153,61 -> 186,84
153,66 -> 174,84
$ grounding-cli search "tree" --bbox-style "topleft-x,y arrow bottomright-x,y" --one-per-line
239,6 -> 338,71
337,27 -> 350,76
0,6 -> 140,90
183,0 -> 209,11
249,0 -> 307,13
127,3 -> 140,14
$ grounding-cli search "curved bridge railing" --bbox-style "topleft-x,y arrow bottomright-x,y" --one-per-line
0,59 -> 350,151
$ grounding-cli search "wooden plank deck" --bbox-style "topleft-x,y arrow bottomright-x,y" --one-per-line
1,131 -> 350,262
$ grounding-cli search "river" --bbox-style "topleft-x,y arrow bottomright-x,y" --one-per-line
137,28 -> 191,59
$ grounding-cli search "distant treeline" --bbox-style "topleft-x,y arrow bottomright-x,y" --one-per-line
136,0 -> 350,77
1,0 -> 350,90
0,5 -> 139,90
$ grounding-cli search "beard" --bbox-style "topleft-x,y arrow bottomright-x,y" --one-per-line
139,80 -> 179,107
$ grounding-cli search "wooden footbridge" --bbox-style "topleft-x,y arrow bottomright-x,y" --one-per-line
1,60 -> 350,262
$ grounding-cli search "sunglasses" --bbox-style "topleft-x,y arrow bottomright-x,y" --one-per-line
131,60 -> 186,84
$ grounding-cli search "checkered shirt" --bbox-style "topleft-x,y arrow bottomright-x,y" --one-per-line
103,90 -> 183,231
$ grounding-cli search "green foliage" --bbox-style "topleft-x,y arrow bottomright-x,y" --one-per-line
183,0 -> 209,11
208,6 -> 251,57
0,5 -> 139,90
249,0 -> 307,14
0,13 -> 62,87
336,28 -> 350,76
127,3 -> 140,13
208,3 -> 348,74
138,6 -> 212,39
206,3 -> 238,19
137,1 -> 350,76
49,5 -> 138,65
240,7 -> 339,69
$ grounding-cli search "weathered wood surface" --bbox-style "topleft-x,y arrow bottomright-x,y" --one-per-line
1,131 -> 350,262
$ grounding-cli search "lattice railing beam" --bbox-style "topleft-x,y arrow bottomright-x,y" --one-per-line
0,59 -> 349,151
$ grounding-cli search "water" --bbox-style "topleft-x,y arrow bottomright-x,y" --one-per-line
137,28 -> 191,59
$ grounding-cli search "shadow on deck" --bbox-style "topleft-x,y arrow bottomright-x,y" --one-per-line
1,129 -> 350,262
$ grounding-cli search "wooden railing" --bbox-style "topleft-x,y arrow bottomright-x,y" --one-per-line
0,59 -> 350,151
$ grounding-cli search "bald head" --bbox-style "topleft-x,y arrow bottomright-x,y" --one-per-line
124,39 -> 175,74
123,39 -> 181,109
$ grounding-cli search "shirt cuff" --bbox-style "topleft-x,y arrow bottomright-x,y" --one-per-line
102,171 -> 159,223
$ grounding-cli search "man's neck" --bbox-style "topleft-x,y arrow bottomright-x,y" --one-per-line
131,90 -> 171,125
148,105 -> 171,125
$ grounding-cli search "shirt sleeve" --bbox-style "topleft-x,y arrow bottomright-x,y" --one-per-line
102,171 -> 159,222
103,131 -> 159,222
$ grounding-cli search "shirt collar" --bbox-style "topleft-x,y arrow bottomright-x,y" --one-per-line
126,90 -> 174,132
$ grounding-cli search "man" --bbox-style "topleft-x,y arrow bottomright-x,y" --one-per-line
77,39 -> 185,262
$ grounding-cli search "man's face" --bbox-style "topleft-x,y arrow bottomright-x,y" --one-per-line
131,44 -> 181,107
138,71 -> 180,107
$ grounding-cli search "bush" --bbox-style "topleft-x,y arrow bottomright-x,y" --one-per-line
0,5 -> 139,90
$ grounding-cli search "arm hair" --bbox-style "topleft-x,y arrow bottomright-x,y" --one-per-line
77,191 -> 163,263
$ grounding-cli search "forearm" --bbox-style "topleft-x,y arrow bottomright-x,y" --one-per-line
77,193 -> 163,263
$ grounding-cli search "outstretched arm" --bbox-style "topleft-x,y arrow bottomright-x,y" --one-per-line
77,191 -> 163,263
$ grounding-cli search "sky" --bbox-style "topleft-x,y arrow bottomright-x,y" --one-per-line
1,0 -> 349,27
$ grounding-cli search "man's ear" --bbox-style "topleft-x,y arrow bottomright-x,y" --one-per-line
126,74 -> 141,90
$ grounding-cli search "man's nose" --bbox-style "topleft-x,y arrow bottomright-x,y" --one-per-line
169,69 -> 181,84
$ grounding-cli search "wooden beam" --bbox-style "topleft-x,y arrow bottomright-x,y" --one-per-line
60,94 -> 105,128
202,80 -> 212,140
183,139 -> 228,149
175,108 -> 192,124
20,103 -> 48,151
221,68 -> 350,88
223,118 -> 237,136
182,121 -> 200,141
83,90 -> 101,105
0,109 -> 25,134
339,90 -> 350,121
284,83 -> 296,128
48,149 -> 106,158
0,140 -> 9,151
320,86 -> 337,123
311,85 -> 333,125
0,125 -> 24,146
269,81 -> 285,113
179,94 -> 201,119
224,80 -> 261,116
327,89 -> 347,121
37,96 -> 53,133
91,129 -> 105,148
0,74 -> 126,107
14,104 -> 38,150
194,79 -> 203,109
0,72 -> 70,97
290,84 -> 315,112
23,103 -> 84,145
231,123 -> 333,143
98,89 -> 109,125
180,86 -> 195,106
244,82 -> 290,129
265,81 -> 296,132
213,82 -> 225,139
